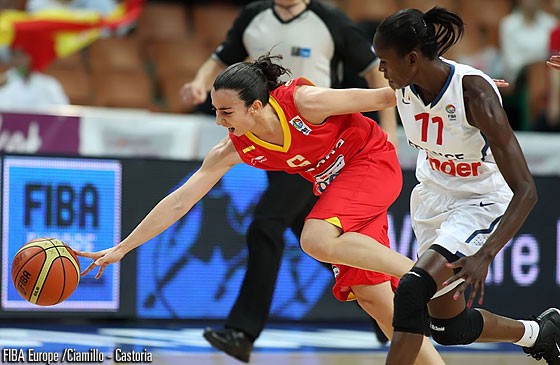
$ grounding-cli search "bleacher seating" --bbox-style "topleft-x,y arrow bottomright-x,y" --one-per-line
91,69 -> 155,110
33,0 -> 555,125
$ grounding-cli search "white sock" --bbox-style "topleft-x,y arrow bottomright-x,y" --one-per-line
514,320 -> 540,347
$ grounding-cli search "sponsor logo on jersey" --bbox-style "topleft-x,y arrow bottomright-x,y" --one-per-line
306,138 -> 345,173
289,116 -> 312,136
408,140 -> 465,160
250,155 -> 268,165
314,155 -> 345,193
427,156 -> 482,177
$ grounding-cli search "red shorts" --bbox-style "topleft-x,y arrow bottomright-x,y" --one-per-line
306,147 -> 402,301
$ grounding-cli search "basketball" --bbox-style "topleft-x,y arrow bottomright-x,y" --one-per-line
11,238 -> 81,306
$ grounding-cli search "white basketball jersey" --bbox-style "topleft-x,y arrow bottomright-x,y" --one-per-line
397,60 -> 509,194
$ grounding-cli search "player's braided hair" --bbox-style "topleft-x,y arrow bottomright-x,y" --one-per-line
376,7 -> 464,59
213,52 -> 291,107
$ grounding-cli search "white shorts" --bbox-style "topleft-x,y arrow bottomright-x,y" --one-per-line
410,182 -> 513,297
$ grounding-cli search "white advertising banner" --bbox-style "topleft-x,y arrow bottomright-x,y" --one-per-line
79,109 -> 205,160
0,106 -> 557,175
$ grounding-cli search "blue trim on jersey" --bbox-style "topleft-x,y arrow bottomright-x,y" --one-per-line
465,215 -> 503,243
480,132 -> 489,162
410,63 -> 455,108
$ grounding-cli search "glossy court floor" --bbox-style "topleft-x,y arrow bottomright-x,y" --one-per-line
0,321 -> 538,365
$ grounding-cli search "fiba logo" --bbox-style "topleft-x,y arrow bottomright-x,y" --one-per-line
289,116 -> 312,136
446,104 -> 457,121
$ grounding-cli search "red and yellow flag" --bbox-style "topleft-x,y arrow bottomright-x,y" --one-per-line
0,0 -> 143,70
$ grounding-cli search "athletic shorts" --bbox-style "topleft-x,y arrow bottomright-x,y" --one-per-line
411,182 -> 512,297
306,147 -> 402,301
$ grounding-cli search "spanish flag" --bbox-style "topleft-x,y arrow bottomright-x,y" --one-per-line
0,0 -> 143,71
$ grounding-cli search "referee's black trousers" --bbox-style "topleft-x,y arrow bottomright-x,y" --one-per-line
225,171 -> 317,339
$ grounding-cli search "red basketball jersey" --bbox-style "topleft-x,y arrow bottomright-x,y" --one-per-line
229,78 -> 389,195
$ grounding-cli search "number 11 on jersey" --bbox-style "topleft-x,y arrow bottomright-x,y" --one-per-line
415,112 -> 443,145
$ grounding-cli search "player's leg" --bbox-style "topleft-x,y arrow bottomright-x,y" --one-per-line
427,247 -> 560,364
204,172 -> 314,362
387,244 -> 560,365
387,247 -> 467,365
352,282 -> 395,342
300,219 -> 413,278
300,149 -> 411,278
352,282 -> 444,365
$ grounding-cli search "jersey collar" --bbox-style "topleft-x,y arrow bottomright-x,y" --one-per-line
410,62 -> 455,108
245,95 -> 292,152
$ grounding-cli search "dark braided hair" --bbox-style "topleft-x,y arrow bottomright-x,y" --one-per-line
376,7 -> 464,59
213,53 -> 291,107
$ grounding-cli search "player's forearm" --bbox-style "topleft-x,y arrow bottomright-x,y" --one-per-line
116,190 -> 193,255
364,68 -> 399,147
378,107 -> 398,148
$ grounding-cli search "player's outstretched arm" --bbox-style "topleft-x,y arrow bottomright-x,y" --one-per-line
294,85 -> 397,124
76,137 -> 242,279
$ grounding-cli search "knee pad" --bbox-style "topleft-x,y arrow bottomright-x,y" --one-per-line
430,308 -> 484,345
393,267 -> 437,334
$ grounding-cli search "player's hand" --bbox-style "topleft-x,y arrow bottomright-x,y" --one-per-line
546,55 -> 560,71
442,252 -> 493,308
180,81 -> 207,107
493,79 -> 509,88
74,246 -> 126,279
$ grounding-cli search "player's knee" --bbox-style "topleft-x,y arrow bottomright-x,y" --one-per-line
430,308 -> 483,345
393,268 -> 437,334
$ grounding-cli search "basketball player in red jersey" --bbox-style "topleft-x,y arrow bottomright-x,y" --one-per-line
77,53 -> 443,364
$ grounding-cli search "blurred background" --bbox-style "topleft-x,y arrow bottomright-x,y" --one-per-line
0,0 -> 559,364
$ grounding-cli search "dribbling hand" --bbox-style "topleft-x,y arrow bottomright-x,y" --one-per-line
442,252 -> 493,308
74,247 -> 126,279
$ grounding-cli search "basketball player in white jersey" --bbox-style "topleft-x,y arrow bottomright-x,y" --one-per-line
372,7 -> 560,365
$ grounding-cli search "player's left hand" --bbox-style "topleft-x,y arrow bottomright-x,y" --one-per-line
443,253 -> 493,308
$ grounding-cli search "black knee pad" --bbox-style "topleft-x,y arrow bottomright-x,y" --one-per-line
430,308 -> 484,345
393,267 -> 437,334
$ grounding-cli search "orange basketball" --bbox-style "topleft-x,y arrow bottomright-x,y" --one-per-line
11,238 -> 81,306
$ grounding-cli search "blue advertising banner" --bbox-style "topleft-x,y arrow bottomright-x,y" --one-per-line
136,164 -> 332,319
1,156 -> 121,311
134,164 -> 560,320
